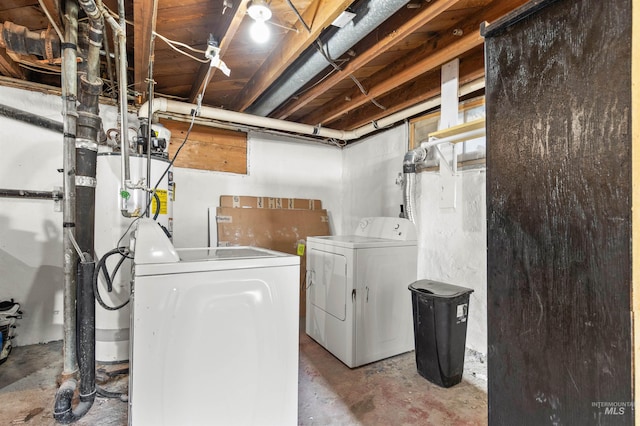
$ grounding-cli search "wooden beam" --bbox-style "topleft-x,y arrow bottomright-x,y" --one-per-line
301,0 -> 527,126
39,0 -> 63,33
230,0 -> 352,112
305,32 -> 482,125
0,48 -> 25,79
134,0 -> 158,101
187,0 -> 248,103
273,0 -> 463,120
327,49 -> 484,130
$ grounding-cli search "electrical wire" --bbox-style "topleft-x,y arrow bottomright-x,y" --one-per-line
282,0 -> 386,111
37,0 -> 64,41
102,5 -> 210,64
153,32 -> 207,54
155,34 -> 211,64
314,40 -> 386,111
285,0 -> 311,33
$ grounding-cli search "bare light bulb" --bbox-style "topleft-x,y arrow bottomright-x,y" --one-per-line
250,21 -> 270,43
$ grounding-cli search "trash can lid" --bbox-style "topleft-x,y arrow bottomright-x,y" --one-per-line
408,279 -> 474,298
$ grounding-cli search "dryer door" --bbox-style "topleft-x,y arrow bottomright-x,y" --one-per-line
308,248 -> 347,321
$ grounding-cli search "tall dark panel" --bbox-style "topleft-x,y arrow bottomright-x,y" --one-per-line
484,0 -> 633,424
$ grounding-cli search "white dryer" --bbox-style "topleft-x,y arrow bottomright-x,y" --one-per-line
306,217 -> 417,368
129,219 -> 300,426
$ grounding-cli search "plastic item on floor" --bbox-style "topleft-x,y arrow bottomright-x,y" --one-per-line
408,280 -> 473,387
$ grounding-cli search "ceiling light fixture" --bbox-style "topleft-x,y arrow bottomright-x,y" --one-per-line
247,0 -> 272,43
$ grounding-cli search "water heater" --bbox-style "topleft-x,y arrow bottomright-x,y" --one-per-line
94,152 -> 174,363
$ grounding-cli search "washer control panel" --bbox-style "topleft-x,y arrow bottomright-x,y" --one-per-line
354,217 -> 416,240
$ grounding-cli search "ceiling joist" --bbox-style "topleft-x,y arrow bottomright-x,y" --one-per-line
231,0 -> 353,112
134,0 -> 158,100
301,0 -> 528,126
188,0 -> 247,103
273,0 -> 465,120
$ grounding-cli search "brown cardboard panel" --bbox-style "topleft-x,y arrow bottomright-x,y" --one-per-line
220,195 -> 322,210
216,207 -> 331,316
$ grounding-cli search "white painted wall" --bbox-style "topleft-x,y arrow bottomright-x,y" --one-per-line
341,125 -> 407,233
1,85 -> 486,355
0,86 -> 342,345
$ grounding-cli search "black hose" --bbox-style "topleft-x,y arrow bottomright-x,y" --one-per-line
153,191 -> 161,220
93,247 -> 131,311
54,259 -> 96,423
96,385 -> 127,401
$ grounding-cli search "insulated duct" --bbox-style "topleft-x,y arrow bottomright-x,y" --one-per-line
246,0 -> 410,116
402,146 -> 426,224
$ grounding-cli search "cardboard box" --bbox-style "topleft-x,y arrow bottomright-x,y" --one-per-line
216,207 -> 331,317
220,195 -> 322,210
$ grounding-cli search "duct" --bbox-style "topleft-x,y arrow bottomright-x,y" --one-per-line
402,147 -> 426,224
246,0 -> 411,116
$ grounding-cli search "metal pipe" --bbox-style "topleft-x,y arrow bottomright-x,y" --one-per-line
61,0 -> 79,380
145,33 -> 157,216
141,95 -> 441,141
138,80 -> 485,143
0,103 -> 63,133
117,0 -> 131,217
246,0 -> 410,116
0,188 -> 62,200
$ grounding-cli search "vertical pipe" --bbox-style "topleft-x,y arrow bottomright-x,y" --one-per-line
61,0 -> 79,377
145,34 -> 156,216
117,0 -> 130,216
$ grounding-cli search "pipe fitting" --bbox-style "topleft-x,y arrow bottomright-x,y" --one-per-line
403,146 -> 427,173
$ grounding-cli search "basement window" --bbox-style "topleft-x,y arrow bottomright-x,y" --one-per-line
409,97 -> 486,166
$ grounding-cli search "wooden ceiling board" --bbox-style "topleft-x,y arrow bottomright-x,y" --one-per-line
0,0 -> 529,138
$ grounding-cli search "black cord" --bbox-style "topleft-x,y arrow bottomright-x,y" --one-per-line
285,0 -> 311,33
152,191 -> 161,220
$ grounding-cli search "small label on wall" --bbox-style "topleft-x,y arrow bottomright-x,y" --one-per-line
297,242 -> 306,256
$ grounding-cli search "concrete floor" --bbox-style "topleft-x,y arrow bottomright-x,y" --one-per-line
0,329 -> 487,425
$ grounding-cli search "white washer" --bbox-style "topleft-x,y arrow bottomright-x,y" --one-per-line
129,219 -> 300,426
306,217 -> 417,368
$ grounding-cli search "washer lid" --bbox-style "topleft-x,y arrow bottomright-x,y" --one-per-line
408,280 -> 474,298
178,246 -> 290,261
307,235 -> 416,249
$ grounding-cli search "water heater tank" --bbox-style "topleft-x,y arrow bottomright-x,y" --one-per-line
94,152 -> 174,363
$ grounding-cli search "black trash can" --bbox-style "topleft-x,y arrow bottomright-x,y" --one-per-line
408,280 -> 473,387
